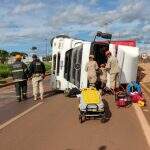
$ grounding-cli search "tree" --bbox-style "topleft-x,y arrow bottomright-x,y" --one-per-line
0,49 -> 9,64
42,54 -> 52,61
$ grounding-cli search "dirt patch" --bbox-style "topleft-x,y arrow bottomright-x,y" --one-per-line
137,63 -> 150,83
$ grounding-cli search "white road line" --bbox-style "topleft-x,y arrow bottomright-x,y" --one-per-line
0,102 -> 43,130
133,104 -> 150,148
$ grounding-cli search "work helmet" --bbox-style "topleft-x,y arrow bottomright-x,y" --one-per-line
89,55 -> 94,59
15,54 -> 22,60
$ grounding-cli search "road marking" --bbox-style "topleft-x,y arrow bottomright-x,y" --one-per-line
133,104 -> 150,148
143,109 -> 149,112
0,102 -> 43,130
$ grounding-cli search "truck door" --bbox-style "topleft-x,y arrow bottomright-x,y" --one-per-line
70,49 -> 77,84
64,49 -> 72,81
70,45 -> 83,88
51,54 -> 57,89
74,46 -> 83,88
52,54 -> 57,75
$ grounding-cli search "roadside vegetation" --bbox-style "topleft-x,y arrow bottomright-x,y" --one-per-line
0,62 -> 51,79
0,64 -> 11,78
0,48 -> 52,82
44,61 -> 52,73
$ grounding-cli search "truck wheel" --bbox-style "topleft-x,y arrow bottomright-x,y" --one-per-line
79,114 -> 83,123
101,117 -> 107,123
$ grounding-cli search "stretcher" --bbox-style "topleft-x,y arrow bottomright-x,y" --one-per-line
78,88 -> 106,123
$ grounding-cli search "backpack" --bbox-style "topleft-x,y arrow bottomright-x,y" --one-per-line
66,88 -> 81,98
115,91 -> 128,107
130,92 -> 143,103
127,81 -> 141,94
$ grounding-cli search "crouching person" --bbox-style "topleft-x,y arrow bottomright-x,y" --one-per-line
29,54 -> 46,101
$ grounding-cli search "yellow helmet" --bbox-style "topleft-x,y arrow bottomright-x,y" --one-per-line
138,100 -> 145,107
15,54 -> 22,60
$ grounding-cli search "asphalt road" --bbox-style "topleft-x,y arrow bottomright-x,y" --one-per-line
0,77 -> 149,150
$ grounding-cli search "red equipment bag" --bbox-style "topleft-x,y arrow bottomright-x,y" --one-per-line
130,92 -> 143,103
116,98 -> 128,107
115,91 -> 128,107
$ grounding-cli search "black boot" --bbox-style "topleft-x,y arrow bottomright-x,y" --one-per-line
22,93 -> 27,100
16,96 -> 21,102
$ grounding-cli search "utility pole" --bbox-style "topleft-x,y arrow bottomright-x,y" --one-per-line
45,38 -> 48,57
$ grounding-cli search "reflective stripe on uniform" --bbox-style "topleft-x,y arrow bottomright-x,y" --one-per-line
14,79 -> 24,82
12,69 -> 23,73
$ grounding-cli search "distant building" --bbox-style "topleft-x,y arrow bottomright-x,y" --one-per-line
7,56 -> 15,64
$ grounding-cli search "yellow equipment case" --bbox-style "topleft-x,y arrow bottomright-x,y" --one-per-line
81,88 -> 101,104
79,88 -> 106,123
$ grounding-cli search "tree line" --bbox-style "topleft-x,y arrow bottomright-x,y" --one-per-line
0,49 -> 28,64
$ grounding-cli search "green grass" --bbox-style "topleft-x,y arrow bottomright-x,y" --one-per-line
44,62 -> 51,73
0,62 -> 51,79
0,64 -> 11,78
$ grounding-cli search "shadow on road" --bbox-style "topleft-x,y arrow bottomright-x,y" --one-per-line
103,99 -> 112,122
65,146 -> 107,150
98,145 -> 107,150
44,90 -> 63,99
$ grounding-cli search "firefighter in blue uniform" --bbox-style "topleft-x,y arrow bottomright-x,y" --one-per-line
11,54 -> 28,102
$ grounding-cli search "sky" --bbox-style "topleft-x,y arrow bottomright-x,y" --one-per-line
0,0 -> 150,55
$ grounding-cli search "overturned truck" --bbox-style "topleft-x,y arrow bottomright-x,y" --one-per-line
50,32 -> 139,91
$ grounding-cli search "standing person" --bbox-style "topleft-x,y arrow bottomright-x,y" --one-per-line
105,50 -> 120,91
85,55 -> 98,87
28,54 -> 46,101
11,54 -> 28,102
99,64 -> 107,89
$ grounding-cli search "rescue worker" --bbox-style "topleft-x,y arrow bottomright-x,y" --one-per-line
28,54 -> 46,101
105,50 -> 120,91
85,55 -> 98,87
99,64 -> 107,89
11,54 -> 28,102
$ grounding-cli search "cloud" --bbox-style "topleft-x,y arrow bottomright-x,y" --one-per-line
51,1 -> 143,28
0,0 -> 150,52
51,1 -> 149,35
0,25 -> 53,43
0,22 -> 9,28
89,0 -> 99,4
143,24 -> 150,32
12,2 -> 45,14
51,5 -> 94,27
